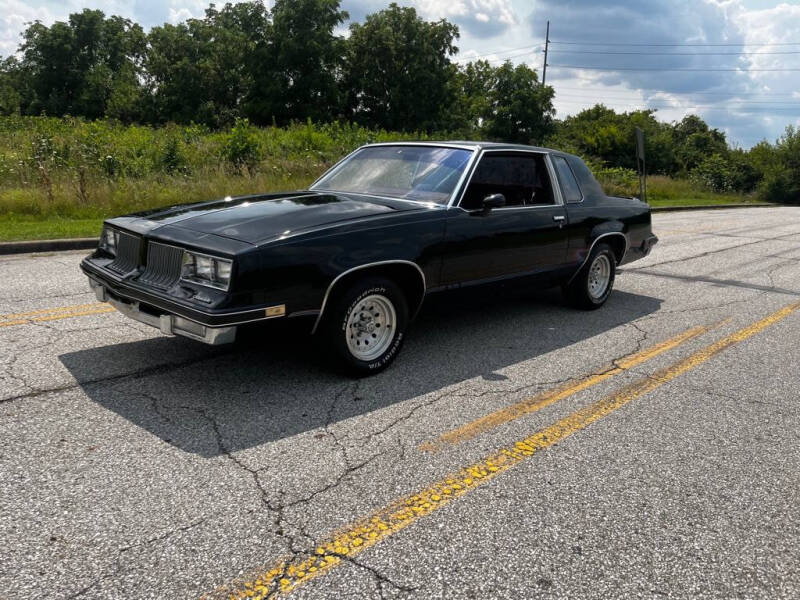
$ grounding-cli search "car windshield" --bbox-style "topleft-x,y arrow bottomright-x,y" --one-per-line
311,145 -> 473,204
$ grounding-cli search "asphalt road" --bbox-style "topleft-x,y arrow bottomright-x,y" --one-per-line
2,206 -> 800,600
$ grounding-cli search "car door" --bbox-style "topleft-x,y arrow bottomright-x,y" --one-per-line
439,151 -> 569,286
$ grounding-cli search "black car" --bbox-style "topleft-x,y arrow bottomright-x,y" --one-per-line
81,142 -> 658,374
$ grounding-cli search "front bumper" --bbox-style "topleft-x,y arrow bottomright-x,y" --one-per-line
89,278 -> 237,345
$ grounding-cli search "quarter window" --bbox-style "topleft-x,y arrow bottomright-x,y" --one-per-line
460,153 -> 555,210
552,156 -> 582,203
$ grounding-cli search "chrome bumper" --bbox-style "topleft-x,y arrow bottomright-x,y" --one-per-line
89,278 -> 236,346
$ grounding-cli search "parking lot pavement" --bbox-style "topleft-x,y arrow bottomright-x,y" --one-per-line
1,206 -> 799,600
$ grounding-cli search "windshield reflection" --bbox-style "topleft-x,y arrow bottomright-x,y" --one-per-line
311,145 -> 473,205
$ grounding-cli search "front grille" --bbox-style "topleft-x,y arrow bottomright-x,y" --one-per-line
138,242 -> 184,289
107,231 -> 141,275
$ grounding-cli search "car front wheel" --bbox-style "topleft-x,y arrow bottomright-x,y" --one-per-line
323,277 -> 409,375
563,243 -> 616,310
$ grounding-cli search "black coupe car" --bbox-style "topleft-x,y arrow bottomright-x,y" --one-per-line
81,142 -> 658,374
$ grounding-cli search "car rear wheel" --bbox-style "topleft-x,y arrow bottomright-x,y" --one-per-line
323,277 -> 408,376
563,243 -> 616,310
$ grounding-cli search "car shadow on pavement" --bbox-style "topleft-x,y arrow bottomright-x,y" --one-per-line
59,283 -> 662,457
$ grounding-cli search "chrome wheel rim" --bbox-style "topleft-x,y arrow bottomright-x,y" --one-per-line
587,254 -> 612,299
345,294 -> 396,361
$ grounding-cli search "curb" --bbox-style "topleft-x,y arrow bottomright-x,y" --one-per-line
0,237 -> 98,256
651,203 -> 779,213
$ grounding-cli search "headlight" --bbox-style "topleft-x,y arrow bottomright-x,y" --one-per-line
181,251 -> 233,291
99,226 -> 118,257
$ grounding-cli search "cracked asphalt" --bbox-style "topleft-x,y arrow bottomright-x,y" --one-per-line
2,206 -> 800,600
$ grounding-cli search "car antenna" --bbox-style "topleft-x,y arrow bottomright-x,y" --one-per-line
635,126 -> 647,203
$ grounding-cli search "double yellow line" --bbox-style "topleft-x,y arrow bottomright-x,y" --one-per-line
219,300 -> 800,600
419,322 -> 718,452
0,302 -> 115,328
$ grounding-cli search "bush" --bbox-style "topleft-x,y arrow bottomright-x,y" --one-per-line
690,154 -> 735,193
690,153 -> 759,194
591,165 -> 639,197
761,171 -> 799,205
160,134 -> 188,175
223,118 -> 262,169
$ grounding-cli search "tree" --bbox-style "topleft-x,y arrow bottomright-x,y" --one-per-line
19,10 -> 145,119
145,2 -> 269,126
344,3 -> 459,131
449,60 -> 495,134
247,0 -> 347,124
546,105 -> 675,175
673,115 -> 727,173
482,61 -> 554,144
0,57 -> 27,115
758,126 -> 800,204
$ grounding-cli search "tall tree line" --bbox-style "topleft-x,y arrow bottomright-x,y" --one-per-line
0,1 -> 555,144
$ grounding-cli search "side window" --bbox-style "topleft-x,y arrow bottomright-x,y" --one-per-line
460,153 -> 555,210
552,156 -> 583,203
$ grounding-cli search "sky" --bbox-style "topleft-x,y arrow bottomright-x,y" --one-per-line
1,0 -> 798,148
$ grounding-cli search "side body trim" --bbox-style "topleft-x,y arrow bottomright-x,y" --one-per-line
566,232 -> 629,285
311,260 -> 427,335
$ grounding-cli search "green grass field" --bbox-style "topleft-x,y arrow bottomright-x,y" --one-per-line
0,116 -> 763,242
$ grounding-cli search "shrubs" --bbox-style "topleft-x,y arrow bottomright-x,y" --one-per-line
690,152 -> 759,194
1,115 -> 792,226
591,165 -> 639,198
756,126 -> 800,205
222,118 -> 262,170
0,115 -> 441,220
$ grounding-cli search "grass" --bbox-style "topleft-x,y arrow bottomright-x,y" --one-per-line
0,170 -> 322,241
644,176 -> 764,207
0,116 -> 765,242
0,216 -> 104,241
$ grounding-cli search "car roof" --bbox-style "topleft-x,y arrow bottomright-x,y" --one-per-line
362,140 -> 574,158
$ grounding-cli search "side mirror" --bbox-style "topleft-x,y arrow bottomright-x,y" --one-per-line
479,193 -> 506,215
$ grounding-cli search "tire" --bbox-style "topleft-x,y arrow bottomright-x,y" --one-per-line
563,243 -> 616,310
322,277 -> 409,376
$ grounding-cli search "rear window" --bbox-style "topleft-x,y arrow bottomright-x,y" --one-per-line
552,156 -> 583,203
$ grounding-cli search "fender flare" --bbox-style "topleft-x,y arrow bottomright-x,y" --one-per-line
311,260 -> 427,334
566,231 -> 628,285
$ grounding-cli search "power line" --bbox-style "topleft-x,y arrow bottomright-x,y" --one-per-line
549,65 -> 800,71
453,43 -> 542,62
553,99 -> 800,113
553,86 -> 800,97
549,40 -> 800,47
549,49 -> 800,56
460,50 -> 541,64
555,93 -> 800,106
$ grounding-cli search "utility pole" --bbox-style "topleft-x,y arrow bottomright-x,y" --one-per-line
542,20 -> 550,86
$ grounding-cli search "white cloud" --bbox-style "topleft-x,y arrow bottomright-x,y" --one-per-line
416,0 -> 515,37
0,1 -> 55,56
529,0 -> 800,147
0,0 -> 222,56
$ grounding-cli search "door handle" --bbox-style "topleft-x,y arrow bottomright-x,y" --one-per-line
553,215 -> 565,222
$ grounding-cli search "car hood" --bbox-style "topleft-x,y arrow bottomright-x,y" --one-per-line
118,191 -> 434,244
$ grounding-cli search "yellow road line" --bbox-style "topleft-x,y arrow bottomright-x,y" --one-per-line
1,302 -> 107,320
419,322 -> 719,452
32,306 -> 116,322
0,303 -> 114,327
219,300 -> 800,600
